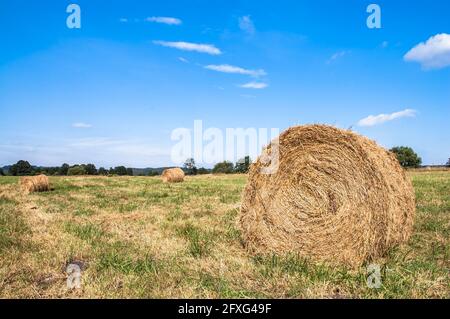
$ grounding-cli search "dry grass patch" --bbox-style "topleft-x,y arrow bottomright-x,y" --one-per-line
0,172 -> 448,298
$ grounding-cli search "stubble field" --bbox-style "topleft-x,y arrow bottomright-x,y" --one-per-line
0,171 -> 448,298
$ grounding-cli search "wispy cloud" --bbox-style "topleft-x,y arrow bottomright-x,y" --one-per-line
153,41 -> 221,55
239,15 -> 255,35
404,33 -> 450,69
382,41 -> 389,48
146,16 -> 182,25
327,50 -> 350,64
119,18 -> 128,23
357,109 -> 417,127
178,57 -> 189,63
72,122 -> 93,129
239,82 -> 268,89
205,64 -> 266,77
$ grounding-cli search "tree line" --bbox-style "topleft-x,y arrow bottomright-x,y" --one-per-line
1,147 -> 448,177
183,156 -> 252,175
1,161 -> 135,177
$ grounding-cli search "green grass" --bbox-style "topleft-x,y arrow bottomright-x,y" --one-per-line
0,172 -> 448,298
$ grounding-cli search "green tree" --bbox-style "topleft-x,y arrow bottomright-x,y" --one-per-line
390,146 -> 422,168
67,165 -> 86,176
114,166 -> 128,176
59,163 -> 70,175
183,158 -> 198,175
446,158 -> 450,167
126,168 -> 134,176
212,161 -> 234,174
0,168 -> 4,176
84,164 -> 97,175
234,156 -> 251,173
10,160 -> 33,176
98,167 -> 108,175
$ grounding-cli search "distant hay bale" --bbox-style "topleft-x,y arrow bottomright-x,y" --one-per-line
162,168 -> 185,183
239,125 -> 415,268
19,174 -> 50,193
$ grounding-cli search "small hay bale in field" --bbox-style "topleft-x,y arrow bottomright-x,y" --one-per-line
19,174 -> 50,193
239,124 -> 415,268
162,168 -> 185,183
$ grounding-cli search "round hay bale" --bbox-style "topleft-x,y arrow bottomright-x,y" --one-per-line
19,174 -> 50,193
162,168 -> 185,183
239,125 -> 415,268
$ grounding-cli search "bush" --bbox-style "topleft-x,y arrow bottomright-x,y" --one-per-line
147,170 -> 159,176
390,146 -> 422,168
212,161 -> 234,174
68,165 -> 86,176
197,167 -> 210,175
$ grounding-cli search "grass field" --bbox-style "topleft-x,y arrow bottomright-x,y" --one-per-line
0,171 -> 448,298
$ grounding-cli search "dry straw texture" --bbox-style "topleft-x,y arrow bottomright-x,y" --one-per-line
162,168 -> 185,183
19,174 -> 50,193
240,125 -> 415,268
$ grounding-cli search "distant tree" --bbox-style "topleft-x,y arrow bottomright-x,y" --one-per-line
67,165 -> 86,176
98,167 -> 108,175
212,161 -> 234,174
446,158 -> 450,167
10,160 -> 33,176
126,168 -> 134,176
147,170 -> 159,176
84,164 -> 97,175
59,163 -> 70,176
108,167 -> 115,175
234,156 -> 251,173
114,166 -> 128,176
0,168 -> 4,176
390,146 -> 422,168
197,167 -> 210,175
183,158 -> 198,175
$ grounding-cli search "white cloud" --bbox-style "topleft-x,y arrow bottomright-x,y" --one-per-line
146,16 -> 182,25
153,41 -> 221,55
205,64 -> 266,77
119,18 -> 128,23
72,122 -> 92,129
239,82 -> 268,89
239,15 -> 255,35
404,33 -> 450,69
327,50 -> 350,64
357,109 -> 417,127
0,138 -> 171,167
178,57 -> 189,63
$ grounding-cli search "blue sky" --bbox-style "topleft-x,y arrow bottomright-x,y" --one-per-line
0,0 -> 449,167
